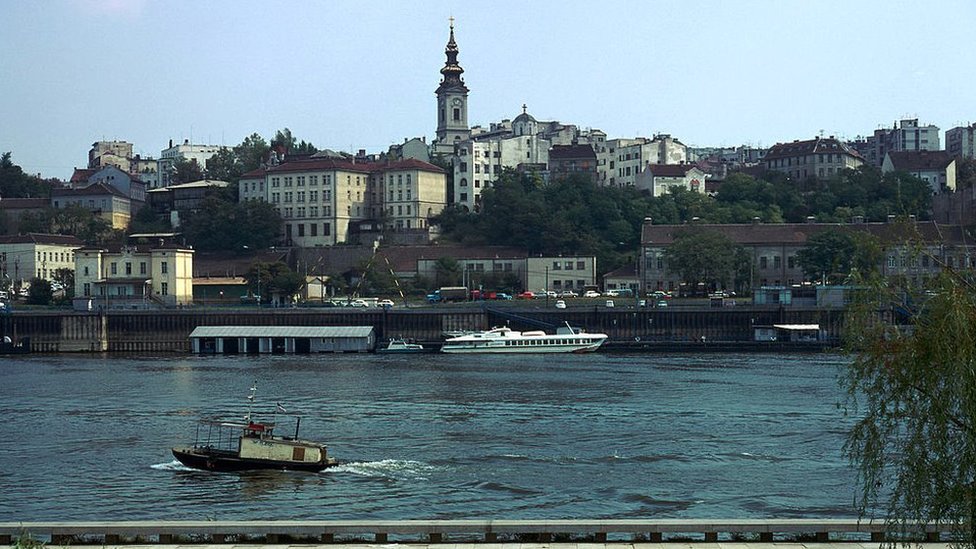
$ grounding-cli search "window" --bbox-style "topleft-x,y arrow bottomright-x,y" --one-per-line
298,224 -> 305,237
140,262 -> 147,275
111,262 -> 117,275
553,261 -> 562,271
125,262 -> 132,275
311,224 -> 317,237
565,261 -> 573,270
83,283 -> 90,296
760,257 -> 768,269
84,266 -> 90,276
577,261 -> 586,270
323,222 -> 331,236
161,282 -> 168,296
453,108 -> 460,121
161,261 -> 168,274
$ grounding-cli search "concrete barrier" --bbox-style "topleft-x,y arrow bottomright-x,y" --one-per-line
0,518 -> 952,545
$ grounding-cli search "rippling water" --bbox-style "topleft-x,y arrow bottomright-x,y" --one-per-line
0,352 -> 856,520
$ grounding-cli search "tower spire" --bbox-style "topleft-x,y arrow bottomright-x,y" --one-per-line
437,17 -> 467,93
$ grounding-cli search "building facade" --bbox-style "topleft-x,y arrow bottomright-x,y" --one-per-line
239,157 -> 447,247
0,234 -> 83,288
851,119 -> 941,167
548,144 -> 598,183
636,164 -> 707,196
882,150 -> 957,193
763,136 -> 864,181
594,135 -> 688,187
946,123 -> 976,160
51,182 -> 133,229
73,243 -> 194,309
639,219 -> 974,294
157,140 -> 227,188
525,256 -> 597,294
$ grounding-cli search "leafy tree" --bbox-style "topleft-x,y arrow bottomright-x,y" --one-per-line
181,196 -> 281,251
433,256 -> 462,287
234,133 -> 271,172
662,227 -> 747,290
273,128 -> 317,155
843,264 -> 976,547
26,277 -> 52,305
957,158 -> 976,190
205,148 -> 246,184
129,204 -> 170,234
795,229 -> 882,284
243,261 -> 302,303
52,268 -> 74,298
171,158 -> 203,184
0,152 -> 55,198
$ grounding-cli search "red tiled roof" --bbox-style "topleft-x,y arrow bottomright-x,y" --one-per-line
0,233 -> 85,246
647,164 -> 698,177
549,144 -> 596,160
764,137 -> 862,161
70,168 -> 97,183
51,181 -> 129,199
261,157 -> 445,176
886,150 -> 954,172
240,167 -> 267,179
641,221 -> 968,246
0,198 -> 48,210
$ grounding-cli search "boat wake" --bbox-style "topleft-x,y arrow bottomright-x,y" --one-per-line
330,459 -> 437,480
151,460 -> 196,472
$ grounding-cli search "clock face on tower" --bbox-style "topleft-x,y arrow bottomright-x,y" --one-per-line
452,98 -> 462,106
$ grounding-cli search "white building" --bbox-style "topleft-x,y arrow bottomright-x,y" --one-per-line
852,118 -> 941,167
73,243 -> 194,310
157,139 -> 228,188
635,164 -> 707,196
946,123 -> 976,160
0,234 -> 83,289
595,135 -> 688,187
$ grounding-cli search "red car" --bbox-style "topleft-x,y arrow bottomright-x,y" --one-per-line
516,291 -> 536,299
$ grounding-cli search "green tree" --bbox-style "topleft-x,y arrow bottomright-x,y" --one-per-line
171,158 -> 203,184
795,229 -> 882,284
273,128 -> 317,155
52,268 -> 74,298
181,196 -> 281,251
663,227 -> 747,290
843,264 -> 976,546
243,261 -> 302,304
234,133 -> 271,172
26,277 -> 52,305
0,152 -> 55,198
129,204 -> 170,234
433,256 -> 462,287
957,158 -> 976,190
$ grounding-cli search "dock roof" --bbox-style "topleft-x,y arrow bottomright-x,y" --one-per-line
189,326 -> 374,339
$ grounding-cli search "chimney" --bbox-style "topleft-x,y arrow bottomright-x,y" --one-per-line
168,139 -> 173,148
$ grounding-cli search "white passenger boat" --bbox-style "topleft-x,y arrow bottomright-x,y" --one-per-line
376,337 -> 426,354
440,323 -> 607,354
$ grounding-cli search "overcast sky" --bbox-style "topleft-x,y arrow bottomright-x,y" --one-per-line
2,0 -> 974,180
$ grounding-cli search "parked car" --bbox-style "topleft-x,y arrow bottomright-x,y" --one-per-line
349,299 -> 370,307
517,291 -> 536,299
554,300 -> 567,309
377,299 -> 395,308
495,292 -> 513,300
583,290 -> 601,298
655,300 -> 669,308
605,289 -> 621,297
651,290 -> 672,300
605,299 -> 615,308
557,290 -> 578,298
542,290 -> 557,298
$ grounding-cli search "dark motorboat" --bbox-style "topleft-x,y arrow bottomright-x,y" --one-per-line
0,336 -> 30,354
171,385 -> 338,473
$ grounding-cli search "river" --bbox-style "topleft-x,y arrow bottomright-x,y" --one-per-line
0,352 -> 856,520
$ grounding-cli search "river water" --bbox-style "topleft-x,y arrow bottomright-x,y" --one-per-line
0,352 -> 857,521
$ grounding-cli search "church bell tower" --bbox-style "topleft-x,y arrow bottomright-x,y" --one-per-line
433,18 -> 470,155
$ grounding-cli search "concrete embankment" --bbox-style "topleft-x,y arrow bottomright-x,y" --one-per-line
0,305 -> 844,353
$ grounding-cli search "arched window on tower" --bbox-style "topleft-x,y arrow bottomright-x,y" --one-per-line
453,108 -> 460,121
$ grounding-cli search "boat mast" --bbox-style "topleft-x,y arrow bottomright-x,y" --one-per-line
244,383 -> 257,423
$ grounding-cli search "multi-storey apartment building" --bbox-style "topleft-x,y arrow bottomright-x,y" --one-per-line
0,234 -> 83,288
594,135 -> 688,187
946,123 -> 976,160
763,136 -> 864,181
157,139 -> 227,188
548,144 -> 598,184
51,182 -> 133,229
851,118 -> 941,167
240,156 -> 446,247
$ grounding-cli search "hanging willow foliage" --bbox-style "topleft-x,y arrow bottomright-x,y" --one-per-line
843,237 -> 976,547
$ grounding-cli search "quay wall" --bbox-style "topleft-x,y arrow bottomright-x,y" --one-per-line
0,306 -> 844,353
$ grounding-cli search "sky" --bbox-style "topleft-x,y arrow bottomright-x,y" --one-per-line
1,0 -> 974,181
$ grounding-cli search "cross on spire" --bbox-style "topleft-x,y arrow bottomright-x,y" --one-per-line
522,103 -> 527,114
